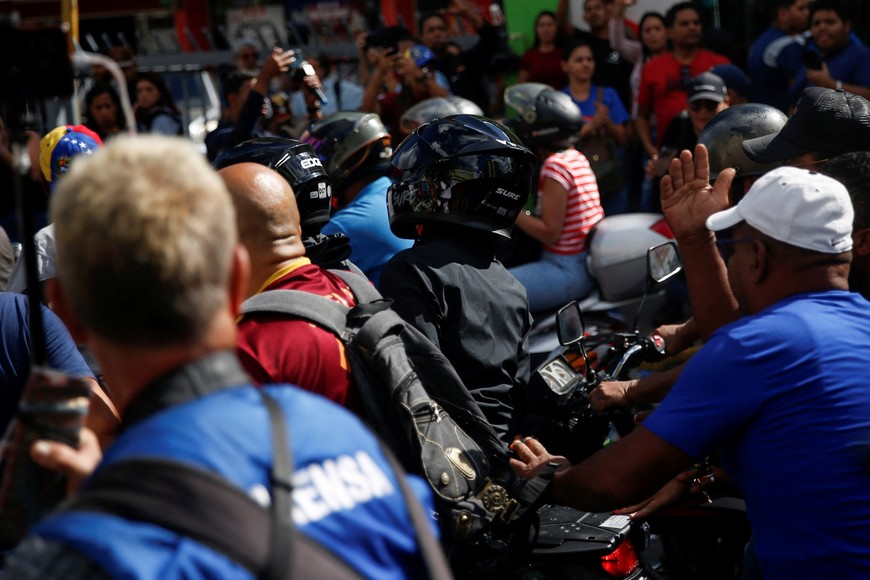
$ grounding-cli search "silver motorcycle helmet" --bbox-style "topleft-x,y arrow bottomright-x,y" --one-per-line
398,96 -> 484,136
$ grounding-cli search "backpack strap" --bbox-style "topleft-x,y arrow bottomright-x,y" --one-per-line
260,390 -> 294,580
242,290 -> 350,338
67,457 -> 272,574
329,269 -> 384,303
240,269 -> 383,333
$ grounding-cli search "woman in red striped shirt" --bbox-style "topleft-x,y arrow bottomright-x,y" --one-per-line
507,85 -> 605,312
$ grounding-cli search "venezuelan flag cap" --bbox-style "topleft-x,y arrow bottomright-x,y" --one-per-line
39,125 -> 103,189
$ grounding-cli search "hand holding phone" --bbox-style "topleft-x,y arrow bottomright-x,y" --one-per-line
0,368 -> 93,544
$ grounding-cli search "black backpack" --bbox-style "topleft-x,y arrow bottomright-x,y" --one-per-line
241,270 -> 552,568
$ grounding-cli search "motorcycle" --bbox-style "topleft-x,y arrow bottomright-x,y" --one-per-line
516,241 -> 684,580
524,241 -> 749,580
527,213 -> 677,369
524,241 -> 679,460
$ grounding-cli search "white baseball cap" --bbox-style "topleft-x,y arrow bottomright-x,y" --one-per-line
706,166 -> 853,254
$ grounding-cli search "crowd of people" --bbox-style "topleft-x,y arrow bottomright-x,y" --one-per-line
0,0 -> 870,578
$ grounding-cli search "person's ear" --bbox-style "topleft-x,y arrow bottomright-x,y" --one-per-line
228,244 -> 251,318
45,278 -> 89,344
852,228 -> 870,257
747,239 -> 769,284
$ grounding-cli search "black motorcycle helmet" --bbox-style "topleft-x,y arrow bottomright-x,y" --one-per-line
699,104 -> 788,181
299,112 -> 392,197
387,114 -> 537,240
503,83 -> 583,150
213,137 -> 332,233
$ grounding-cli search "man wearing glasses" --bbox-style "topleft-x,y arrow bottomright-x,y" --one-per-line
512,166 -> 870,577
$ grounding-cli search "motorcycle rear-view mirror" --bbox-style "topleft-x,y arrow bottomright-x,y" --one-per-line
628,241 -> 684,334
556,301 -> 585,347
647,241 -> 682,285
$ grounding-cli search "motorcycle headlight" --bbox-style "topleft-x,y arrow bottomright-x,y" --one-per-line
539,358 -> 577,396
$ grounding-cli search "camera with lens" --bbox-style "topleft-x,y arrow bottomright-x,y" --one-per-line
287,49 -> 315,82
287,49 -> 327,105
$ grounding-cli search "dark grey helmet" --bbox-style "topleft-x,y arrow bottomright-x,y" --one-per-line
300,112 -> 392,194
699,103 -> 788,181
503,83 -> 583,149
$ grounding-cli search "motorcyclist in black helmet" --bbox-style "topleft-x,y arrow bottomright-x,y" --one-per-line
503,83 -> 605,313
300,112 -> 411,286
379,114 -> 537,445
213,137 -> 357,270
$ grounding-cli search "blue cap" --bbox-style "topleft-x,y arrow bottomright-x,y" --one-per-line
406,45 -> 436,68
711,64 -> 751,98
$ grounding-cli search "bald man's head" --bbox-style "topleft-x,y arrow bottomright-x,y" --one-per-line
218,163 -> 306,293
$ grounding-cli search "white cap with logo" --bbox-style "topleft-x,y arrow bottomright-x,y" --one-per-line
706,166 -> 853,254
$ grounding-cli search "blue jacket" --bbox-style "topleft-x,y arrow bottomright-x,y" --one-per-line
12,356 -> 434,579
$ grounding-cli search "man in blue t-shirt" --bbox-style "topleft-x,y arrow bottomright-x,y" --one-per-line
789,0 -> 870,104
0,294 -> 96,435
511,166 -> 870,578
748,0 -> 810,112
302,112 -> 412,287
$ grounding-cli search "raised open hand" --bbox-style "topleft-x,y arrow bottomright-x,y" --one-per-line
659,144 -> 734,242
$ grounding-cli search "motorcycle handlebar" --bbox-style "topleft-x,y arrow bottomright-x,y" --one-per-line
607,334 -> 667,380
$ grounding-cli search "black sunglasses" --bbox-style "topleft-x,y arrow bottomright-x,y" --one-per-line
689,100 -> 719,112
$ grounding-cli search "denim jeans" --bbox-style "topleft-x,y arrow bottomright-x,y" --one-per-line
509,249 -> 594,313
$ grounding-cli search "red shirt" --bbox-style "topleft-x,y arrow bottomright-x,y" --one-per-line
520,47 -> 568,90
637,50 -> 729,147
538,148 -> 604,255
236,258 -> 360,409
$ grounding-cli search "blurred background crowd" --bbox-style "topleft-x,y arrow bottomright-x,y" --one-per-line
1,0 -> 869,250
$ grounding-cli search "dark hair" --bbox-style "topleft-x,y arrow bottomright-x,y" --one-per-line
768,0 -> 802,21
531,10 -> 566,49
823,151 -> 870,229
221,71 -> 255,101
665,2 -> 700,27
419,11 -> 446,34
84,81 -> 127,135
809,0 -> 851,22
562,39 -> 594,62
638,11 -> 667,57
135,71 -> 179,114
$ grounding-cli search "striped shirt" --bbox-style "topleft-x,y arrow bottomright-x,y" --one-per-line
537,148 -> 604,255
